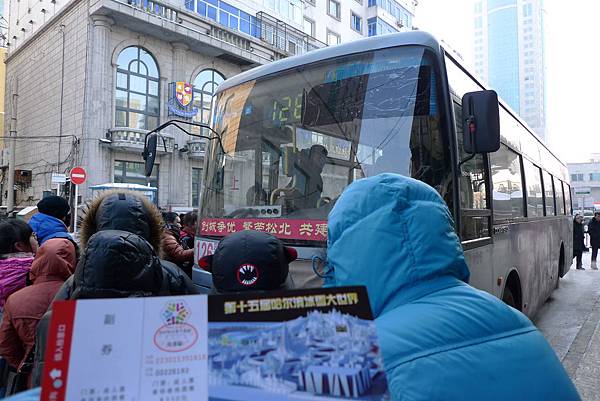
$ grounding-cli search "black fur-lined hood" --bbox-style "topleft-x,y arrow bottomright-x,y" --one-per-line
79,190 -> 164,252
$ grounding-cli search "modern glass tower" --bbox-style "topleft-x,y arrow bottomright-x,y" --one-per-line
473,0 -> 546,141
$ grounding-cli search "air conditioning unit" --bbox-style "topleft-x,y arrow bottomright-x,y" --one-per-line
396,21 -> 404,28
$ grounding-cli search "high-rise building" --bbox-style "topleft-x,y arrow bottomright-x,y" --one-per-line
0,0 -> 416,210
473,0 -> 546,141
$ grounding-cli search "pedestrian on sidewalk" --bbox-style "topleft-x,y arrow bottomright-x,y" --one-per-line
326,173 -> 581,401
162,212 -> 194,278
199,230 -> 297,293
0,221 -> 37,316
588,211 -> 600,269
573,214 -> 586,270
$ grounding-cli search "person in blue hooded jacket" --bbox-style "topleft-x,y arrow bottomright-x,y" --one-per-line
28,196 -> 73,246
327,174 -> 580,401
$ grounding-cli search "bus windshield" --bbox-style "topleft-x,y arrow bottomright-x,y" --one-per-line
201,46 -> 451,244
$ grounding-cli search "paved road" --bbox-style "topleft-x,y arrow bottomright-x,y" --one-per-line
535,251 -> 600,401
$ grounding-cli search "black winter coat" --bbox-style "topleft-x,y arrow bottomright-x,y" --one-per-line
573,220 -> 585,254
31,230 -> 199,386
588,218 -> 600,247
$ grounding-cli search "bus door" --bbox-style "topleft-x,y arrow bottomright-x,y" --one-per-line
454,102 -> 494,293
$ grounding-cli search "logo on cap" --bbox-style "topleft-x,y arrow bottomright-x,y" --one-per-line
236,263 -> 259,286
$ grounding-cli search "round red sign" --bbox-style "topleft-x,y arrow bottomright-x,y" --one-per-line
70,167 -> 87,185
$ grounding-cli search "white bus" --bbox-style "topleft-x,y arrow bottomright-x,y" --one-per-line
147,31 -> 572,318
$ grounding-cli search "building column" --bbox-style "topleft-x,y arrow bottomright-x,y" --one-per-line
82,14 -> 114,199
171,42 -> 189,81
168,42 -> 190,207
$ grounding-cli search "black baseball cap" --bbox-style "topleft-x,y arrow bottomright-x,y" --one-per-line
37,195 -> 70,220
200,230 -> 297,293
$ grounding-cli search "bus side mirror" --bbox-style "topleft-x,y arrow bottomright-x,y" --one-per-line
461,90 -> 500,154
143,134 -> 158,177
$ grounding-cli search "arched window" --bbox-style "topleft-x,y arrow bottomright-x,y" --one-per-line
115,46 -> 160,130
193,69 -> 225,125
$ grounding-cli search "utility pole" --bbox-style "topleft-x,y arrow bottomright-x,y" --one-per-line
6,79 -> 17,214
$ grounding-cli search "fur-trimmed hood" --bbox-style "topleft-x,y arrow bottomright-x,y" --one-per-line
79,190 -> 164,252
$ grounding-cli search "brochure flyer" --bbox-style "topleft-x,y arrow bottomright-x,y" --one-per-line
40,295 -> 208,401
40,287 -> 390,401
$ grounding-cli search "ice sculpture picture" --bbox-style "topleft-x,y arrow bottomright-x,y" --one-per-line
208,287 -> 390,401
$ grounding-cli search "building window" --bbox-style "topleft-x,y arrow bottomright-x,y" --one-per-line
351,12 -> 362,33
328,0 -> 341,20
523,3 -> 533,17
327,29 -> 340,45
303,16 -> 315,37
195,0 -> 260,36
192,167 -> 202,207
115,46 -> 160,130
474,16 -> 482,29
590,173 -> 600,181
114,160 -> 159,194
367,17 -> 397,36
193,69 -> 225,126
474,1 -> 483,13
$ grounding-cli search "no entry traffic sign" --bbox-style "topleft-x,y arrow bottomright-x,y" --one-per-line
70,167 -> 87,186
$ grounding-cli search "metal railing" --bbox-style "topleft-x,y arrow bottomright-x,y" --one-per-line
255,11 -> 326,56
110,127 -> 174,153
126,0 -> 179,22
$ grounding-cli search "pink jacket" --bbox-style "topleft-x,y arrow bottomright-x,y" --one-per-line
0,254 -> 34,311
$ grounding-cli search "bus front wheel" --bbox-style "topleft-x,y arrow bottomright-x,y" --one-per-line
502,286 -> 517,309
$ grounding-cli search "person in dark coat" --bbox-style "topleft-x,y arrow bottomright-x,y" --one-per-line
588,211 -> 600,269
573,214 -> 586,270
30,191 -> 202,388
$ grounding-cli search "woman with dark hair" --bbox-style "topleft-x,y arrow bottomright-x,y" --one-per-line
161,212 -> 194,277
0,220 -> 38,315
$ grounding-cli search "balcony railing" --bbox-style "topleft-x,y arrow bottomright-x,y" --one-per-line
126,0 -> 179,22
255,12 -> 326,56
186,139 -> 206,159
109,127 -> 174,153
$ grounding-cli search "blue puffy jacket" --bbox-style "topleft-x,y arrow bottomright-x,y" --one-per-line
327,174 -> 580,401
28,213 -> 72,245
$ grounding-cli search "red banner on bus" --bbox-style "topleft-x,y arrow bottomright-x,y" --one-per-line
200,218 -> 328,241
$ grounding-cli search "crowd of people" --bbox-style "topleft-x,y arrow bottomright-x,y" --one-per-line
0,175 -> 583,400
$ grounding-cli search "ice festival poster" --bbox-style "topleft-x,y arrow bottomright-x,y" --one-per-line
208,286 -> 391,401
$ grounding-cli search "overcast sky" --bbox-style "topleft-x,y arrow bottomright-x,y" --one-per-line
413,0 -> 600,163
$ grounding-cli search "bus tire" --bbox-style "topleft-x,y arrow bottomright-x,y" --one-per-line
555,245 -> 564,290
502,272 -> 522,311
502,286 -> 517,309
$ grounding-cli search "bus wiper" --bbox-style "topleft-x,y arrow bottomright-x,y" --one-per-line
142,119 -> 226,177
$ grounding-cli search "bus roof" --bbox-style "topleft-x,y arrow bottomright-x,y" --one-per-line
216,31 -> 441,93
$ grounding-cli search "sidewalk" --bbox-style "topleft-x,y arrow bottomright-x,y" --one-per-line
535,251 -> 600,401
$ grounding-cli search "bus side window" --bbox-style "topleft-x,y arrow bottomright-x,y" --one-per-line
542,171 -> 556,216
556,179 -> 566,215
489,144 -> 525,222
564,182 -> 572,215
454,102 -> 490,241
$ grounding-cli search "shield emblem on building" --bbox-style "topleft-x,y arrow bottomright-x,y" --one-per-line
175,82 -> 193,107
